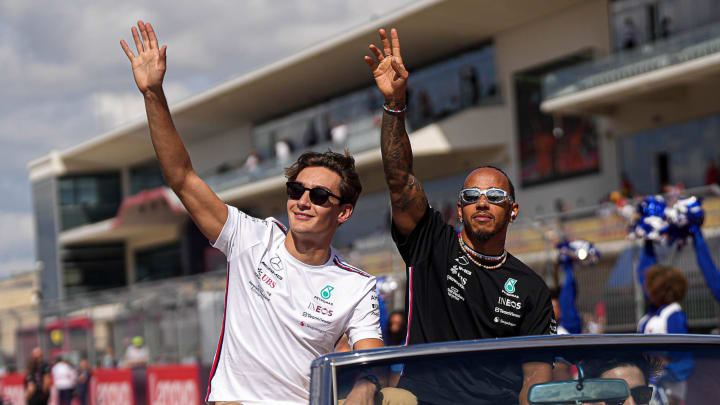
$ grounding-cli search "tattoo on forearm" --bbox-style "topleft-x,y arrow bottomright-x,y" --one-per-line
380,111 -> 428,212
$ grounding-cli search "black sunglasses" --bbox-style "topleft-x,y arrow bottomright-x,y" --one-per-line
286,181 -> 344,205
629,386 -> 653,405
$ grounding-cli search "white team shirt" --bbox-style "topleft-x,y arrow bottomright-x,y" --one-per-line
51,361 -> 77,390
206,205 -> 382,404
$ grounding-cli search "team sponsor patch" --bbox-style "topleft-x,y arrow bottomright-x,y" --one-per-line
504,278 -> 518,294
447,274 -> 467,290
494,317 -> 517,327
299,321 -> 329,335
301,311 -> 332,325
494,306 -> 521,318
498,296 -> 522,310
447,286 -> 465,302
248,281 -> 272,301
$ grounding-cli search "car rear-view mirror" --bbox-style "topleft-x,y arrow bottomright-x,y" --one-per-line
528,378 -> 630,404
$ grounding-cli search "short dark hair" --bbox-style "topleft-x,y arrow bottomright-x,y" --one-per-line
583,353 -> 660,386
285,150 -> 362,206
474,165 -> 516,201
645,265 -> 688,306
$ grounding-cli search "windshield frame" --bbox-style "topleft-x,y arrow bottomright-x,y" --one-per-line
309,334 -> 720,405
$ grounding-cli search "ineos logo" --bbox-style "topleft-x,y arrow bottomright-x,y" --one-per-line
307,303 -> 334,316
498,296 -> 522,310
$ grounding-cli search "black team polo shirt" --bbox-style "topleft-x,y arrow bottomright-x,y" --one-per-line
392,206 -> 556,405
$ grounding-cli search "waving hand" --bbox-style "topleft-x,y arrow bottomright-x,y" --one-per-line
364,29 -> 409,104
120,21 -> 167,94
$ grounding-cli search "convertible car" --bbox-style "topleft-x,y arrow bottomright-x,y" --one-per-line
310,334 -> 720,404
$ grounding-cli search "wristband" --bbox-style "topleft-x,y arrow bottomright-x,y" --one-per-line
383,103 -> 406,115
358,375 -> 383,405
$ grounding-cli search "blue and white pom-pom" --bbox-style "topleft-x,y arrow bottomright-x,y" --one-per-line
666,196 -> 704,246
557,239 -> 600,265
628,196 -> 669,241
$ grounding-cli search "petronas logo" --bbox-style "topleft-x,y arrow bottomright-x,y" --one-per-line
504,278 -> 517,294
320,285 -> 334,299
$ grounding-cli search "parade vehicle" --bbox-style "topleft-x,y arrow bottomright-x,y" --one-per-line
310,334 -> 720,404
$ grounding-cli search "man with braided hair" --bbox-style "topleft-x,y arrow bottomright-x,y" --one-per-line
364,27 -> 556,405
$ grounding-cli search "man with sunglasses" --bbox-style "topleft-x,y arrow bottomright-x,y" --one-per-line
583,354 -> 656,405
365,28 -> 556,404
121,21 -> 383,405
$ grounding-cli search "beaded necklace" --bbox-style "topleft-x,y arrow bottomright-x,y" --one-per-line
457,233 -> 507,270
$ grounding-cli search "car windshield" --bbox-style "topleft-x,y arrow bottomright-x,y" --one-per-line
320,336 -> 720,405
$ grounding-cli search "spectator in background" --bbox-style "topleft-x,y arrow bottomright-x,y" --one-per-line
101,347 -> 117,368
244,149 -> 261,172
124,336 -> 150,368
24,358 -> 50,405
51,357 -> 77,405
623,17 -> 637,50
459,66 -> 480,107
705,158 -> 719,186
26,347 -> 51,405
660,16 -> 672,40
637,261 -> 693,404
386,310 -> 407,346
304,120 -> 319,147
620,172 -> 634,198
75,358 -> 91,405
553,252 -> 582,335
274,139 -> 292,164
331,122 -> 348,145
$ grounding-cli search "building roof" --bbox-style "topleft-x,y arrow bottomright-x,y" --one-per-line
28,0 -> 589,179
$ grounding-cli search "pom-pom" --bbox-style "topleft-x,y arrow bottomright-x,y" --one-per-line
557,239 -> 600,265
628,196 -> 669,241
666,196 -> 704,246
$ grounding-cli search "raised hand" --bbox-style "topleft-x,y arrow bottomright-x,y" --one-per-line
364,28 -> 408,105
120,21 -> 167,94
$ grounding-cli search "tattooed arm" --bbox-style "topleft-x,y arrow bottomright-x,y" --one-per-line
365,28 -> 428,237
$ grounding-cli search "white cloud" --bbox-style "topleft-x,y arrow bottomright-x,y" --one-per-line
0,212 -> 35,277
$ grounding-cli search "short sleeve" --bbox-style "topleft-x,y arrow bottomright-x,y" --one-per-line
520,282 -> 556,336
666,311 -> 689,334
212,205 -> 274,260
346,280 -> 383,348
391,206 -> 454,266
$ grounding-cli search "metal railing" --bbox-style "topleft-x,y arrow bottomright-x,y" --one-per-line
543,22 -> 720,99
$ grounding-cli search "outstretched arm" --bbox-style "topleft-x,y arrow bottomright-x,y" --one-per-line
691,229 -> 720,303
365,29 -> 427,237
636,240 -> 657,303
559,262 -> 582,334
121,21 -> 226,243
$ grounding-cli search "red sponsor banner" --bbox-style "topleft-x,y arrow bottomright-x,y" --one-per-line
147,364 -> 200,405
1,373 -> 26,405
90,368 -> 134,405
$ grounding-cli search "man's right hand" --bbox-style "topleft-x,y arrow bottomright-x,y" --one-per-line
121,21 -> 167,95
364,28 -> 427,237
364,28 -> 409,106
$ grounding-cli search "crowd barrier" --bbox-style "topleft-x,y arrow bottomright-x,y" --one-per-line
0,364 -> 201,405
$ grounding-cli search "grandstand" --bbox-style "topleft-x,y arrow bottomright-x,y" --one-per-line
14,0 -> 720,381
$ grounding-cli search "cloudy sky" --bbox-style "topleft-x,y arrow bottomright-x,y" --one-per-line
0,0 -> 413,278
